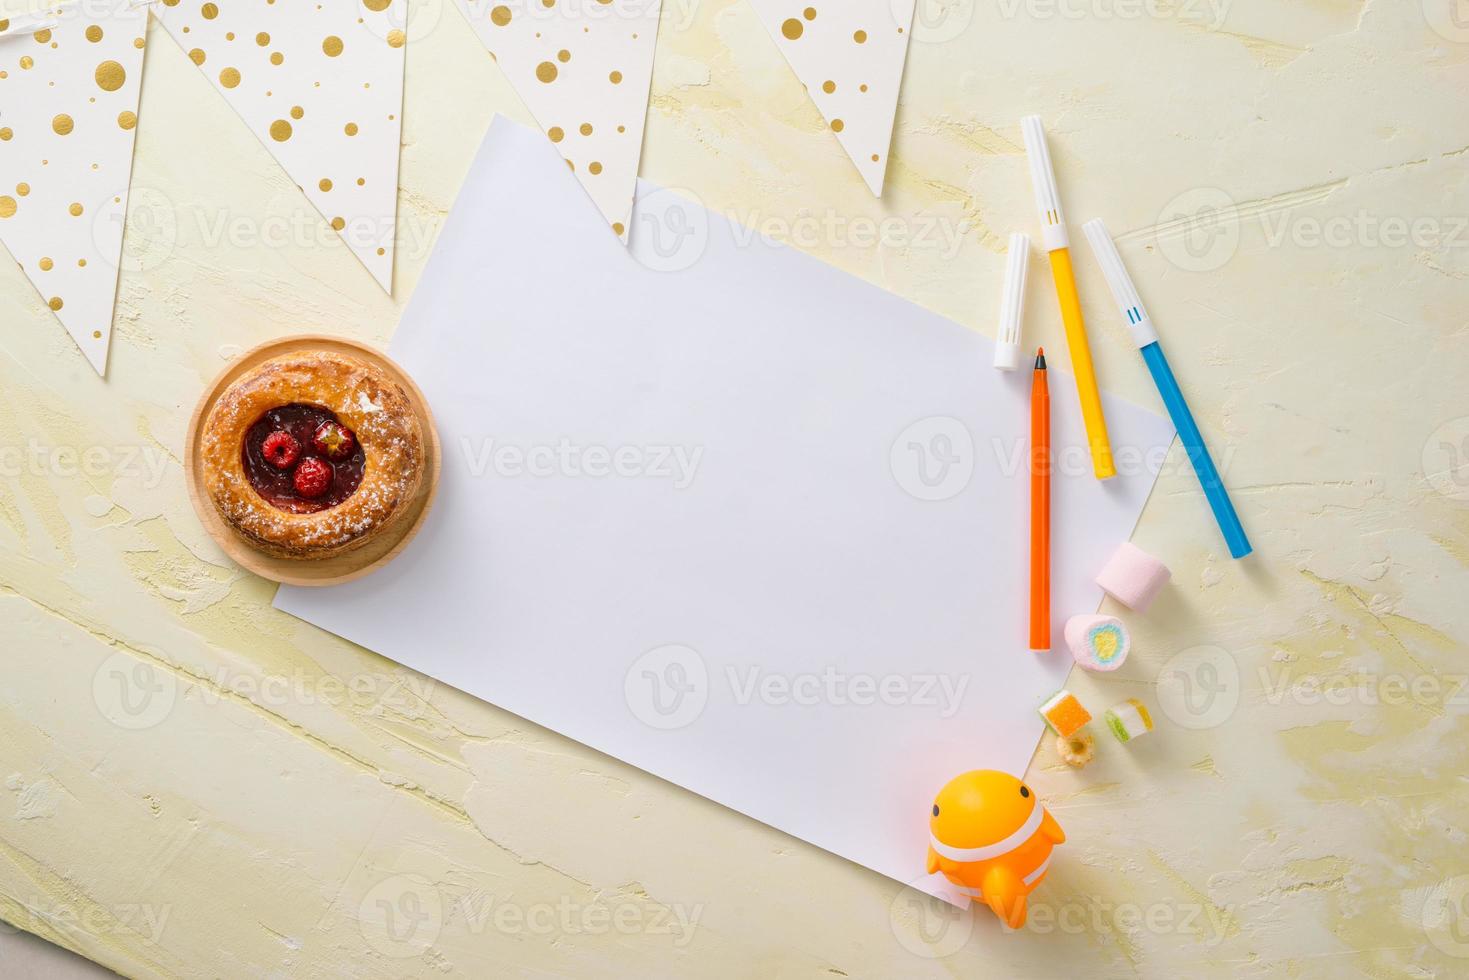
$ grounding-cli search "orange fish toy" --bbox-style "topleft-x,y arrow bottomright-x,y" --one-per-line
926,770 -> 1065,928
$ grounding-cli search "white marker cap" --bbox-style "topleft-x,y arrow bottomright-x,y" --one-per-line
993,232 -> 1030,370
1021,116 -> 1069,252
1082,219 -> 1160,349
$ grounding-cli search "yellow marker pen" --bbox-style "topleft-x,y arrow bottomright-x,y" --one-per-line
1021,116 -> 1115,480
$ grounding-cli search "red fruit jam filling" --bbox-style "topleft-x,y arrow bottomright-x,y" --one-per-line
242,404 -> 365,514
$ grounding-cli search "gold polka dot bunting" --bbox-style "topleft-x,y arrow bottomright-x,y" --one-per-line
0,4 -> 148,374
458,0 -> 663,242
748,1 -> 915,195
155,0 -> 407,290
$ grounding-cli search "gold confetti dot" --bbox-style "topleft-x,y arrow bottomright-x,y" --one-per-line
609,70 -> 622,83
612,221 -> 625,235
320,178 -> 333,191
15,183 -> 28,197
39,257 -> 53,270
270,119 -> 293,141
822,80 -> 835,93
376,247 -> 385,255
344,122 -> 359,135
331,216 -> 345,230
202,2 -> 218,18
781,18 -> 803,40
589,161 -> 602,174
830,118 -> 844,132
93,330 -> 102,339
34,29 -> 52,43
860,83 -> 868,92
2,128 -> 15,141
79,259 -> 87,267
357,177 -> 365,185
803,6 -> 816,19
557,48 -> 571,63
490,4 -> 511,25
853,29 -> 867,42
548,126 -> 564,142
871,153 -> 879,161
256,32 -> 270,46
579,122 -> 593,136
20,56 -> 34,70
189,48 -> 206,65
134,37 -> 145,49
118,110 -> 137,130
49,297 -> 63,311
219,67 -> 241,88
363,0 -> 391,9
290,105 -> 304,119
97,60 -> 127,90
536,61 -> 558,83
0,196 -> 16,219
387,29 -> 405,47
86,25 -> 103,42
323,35 -> 344,57
70,203 -> 83,216
270,51 -> 284,65
53,114 -> 74,136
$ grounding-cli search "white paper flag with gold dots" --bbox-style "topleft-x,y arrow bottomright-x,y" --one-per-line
748,1 -> 914,195
0,3 -> 147,376
154,0 -> 407,291
455,0 -> 662,240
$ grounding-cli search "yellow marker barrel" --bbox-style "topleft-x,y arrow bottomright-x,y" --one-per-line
1047,248 -> 1115,480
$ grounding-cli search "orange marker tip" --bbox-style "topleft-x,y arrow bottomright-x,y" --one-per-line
1037,347 -> 1044,355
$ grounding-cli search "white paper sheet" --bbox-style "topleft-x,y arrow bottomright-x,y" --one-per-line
275,117 -> 1174,901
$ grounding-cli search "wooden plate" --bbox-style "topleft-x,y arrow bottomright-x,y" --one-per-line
184,334 -> 441,587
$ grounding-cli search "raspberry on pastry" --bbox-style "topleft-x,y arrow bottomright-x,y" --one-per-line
200,350 -> 424,560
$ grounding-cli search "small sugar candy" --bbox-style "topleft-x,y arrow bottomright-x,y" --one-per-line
1039,689 -> 1092,739
1064,614 -> 1130,672
1105,699 -> 1154,744
1095,541 -> 1171,613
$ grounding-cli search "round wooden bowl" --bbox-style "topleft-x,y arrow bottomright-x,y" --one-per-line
184,334 -> 441,587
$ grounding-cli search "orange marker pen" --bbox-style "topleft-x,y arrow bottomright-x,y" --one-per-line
1030,348 -> 1051,651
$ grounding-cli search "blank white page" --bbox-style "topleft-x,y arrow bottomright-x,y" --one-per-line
276,117 -> 1174,900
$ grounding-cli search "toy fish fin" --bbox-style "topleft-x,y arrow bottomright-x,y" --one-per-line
926,845 -> 940,875
1040,808 -> 1066,845
981,866 -> 1027,930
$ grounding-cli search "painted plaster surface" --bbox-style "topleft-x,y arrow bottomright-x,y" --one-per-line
2,0 -> 1468,976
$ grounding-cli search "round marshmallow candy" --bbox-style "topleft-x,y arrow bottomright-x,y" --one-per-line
1095,542 -> 1171,612
1065,614 -> 1130,672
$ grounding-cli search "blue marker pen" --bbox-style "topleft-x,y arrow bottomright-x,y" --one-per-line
1081,219 -> 1252,559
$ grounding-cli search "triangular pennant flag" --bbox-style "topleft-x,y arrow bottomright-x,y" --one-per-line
0,4 -> 147,376
154,0 -> 407,291
748,1 -> 914,195
455,0 -> 661,240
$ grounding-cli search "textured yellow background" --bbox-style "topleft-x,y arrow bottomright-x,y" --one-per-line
2,0 -> 1468,975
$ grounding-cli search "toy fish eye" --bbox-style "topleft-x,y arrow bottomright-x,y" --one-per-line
932,804 -> 940,817
1020,786 -> 1030,798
